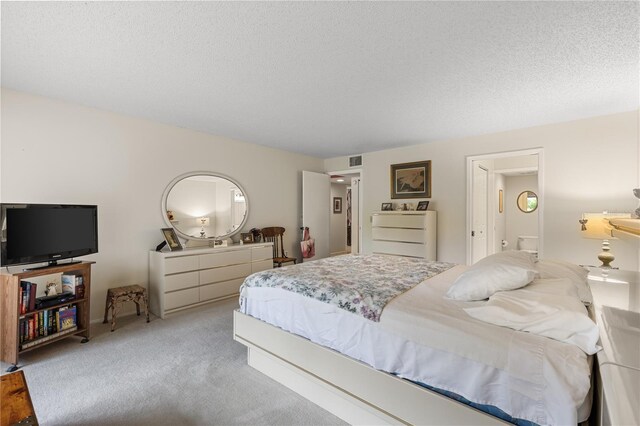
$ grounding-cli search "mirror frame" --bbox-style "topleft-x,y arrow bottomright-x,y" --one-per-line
161,171 -> 250,241
516,190 -> 538,213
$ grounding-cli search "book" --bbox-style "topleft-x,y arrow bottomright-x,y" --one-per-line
75,276 -> 85,299
29,282 -> 37,312
28,317 -> 34,340
19,285 -> 25,315
20,281 -> 28,314
38,311 -> 44,337
61,274 -> 77,295
58,306 -> 77,331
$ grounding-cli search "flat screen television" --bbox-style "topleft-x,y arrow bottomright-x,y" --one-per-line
1,204 -> 98,268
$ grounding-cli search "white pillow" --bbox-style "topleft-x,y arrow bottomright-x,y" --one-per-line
445,251 -> 537,301
536,259 -> 592,305
464,278 -> 600,354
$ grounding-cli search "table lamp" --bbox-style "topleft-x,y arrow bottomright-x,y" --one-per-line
579,212 -> 620,268
198,217 -> 210,238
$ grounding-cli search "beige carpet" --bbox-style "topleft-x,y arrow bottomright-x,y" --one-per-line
1,299 -> 345,425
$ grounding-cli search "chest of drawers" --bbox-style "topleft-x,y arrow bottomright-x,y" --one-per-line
149,243 -> 273,318
371,211 -> 437,260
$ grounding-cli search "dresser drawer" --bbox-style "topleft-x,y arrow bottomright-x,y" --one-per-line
165,271 -> 199,292
200,250 -> 251,269
165,255 -> 199,274
252,246 -> 273,261
200,278 -> 244,302
372,240 -> 427,259
200,263 -> 252,285
372,214 -> 426,229
252,259 -> 273,273
372,227 -> 426,244
165,287 -> 199,310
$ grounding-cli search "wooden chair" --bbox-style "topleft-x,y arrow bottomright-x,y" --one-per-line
260,227 -> 297,267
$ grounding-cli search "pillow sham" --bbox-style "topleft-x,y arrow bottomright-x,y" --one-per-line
445,250 -> 537,301
464,278 -> 600,354
536,259 -> 592,305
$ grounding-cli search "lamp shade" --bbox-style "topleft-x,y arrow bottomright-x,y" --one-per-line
581,213 -> 617,240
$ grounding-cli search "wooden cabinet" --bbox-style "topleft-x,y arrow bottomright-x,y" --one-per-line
371,211 -> 437,260
0,261 -> 93,371
149,243 -> 273,319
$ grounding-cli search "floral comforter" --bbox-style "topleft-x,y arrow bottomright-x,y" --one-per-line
240,254 -> 455,321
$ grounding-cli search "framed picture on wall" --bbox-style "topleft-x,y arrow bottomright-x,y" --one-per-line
333,197 -> 342,214
161,228 -> 182,251
390,160 -> 431,199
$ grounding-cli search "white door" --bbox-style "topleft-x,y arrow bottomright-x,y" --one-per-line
472,163 -> 488,263
302,171 -> 330,260
350,177 -> 360,254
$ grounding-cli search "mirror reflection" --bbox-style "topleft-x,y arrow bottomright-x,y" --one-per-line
163,173 -> 248,240
516,190 -> 538,213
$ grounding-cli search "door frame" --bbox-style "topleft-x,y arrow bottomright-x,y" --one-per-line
465,148 -> 544,264
327,168 -> 362,254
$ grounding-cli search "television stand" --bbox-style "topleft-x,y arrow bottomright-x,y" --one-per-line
23,260 -> 82,271
0,261 -> 94,370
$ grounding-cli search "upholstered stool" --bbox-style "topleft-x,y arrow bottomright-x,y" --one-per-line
103,285 -> 150,332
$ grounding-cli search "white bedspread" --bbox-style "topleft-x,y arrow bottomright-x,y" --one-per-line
240,265 -> 592,425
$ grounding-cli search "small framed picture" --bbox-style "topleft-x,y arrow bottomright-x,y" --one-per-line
416,201 -> 430,211
241,232 -> 254,244
381,202 -> 393,211
161,228 -> 182,251
333,197 -> 342,214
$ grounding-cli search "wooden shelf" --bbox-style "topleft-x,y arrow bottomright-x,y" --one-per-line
19,297 -> 87,319
0,261 -> 94,370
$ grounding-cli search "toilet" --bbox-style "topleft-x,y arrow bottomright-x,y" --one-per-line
517,236 -> 538,258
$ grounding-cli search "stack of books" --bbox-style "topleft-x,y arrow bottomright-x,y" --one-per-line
19,305 -> 77,350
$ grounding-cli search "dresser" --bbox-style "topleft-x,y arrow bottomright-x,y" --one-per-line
149,243 -> 273,319
587,267 -> 639,426
371,211 -> 437,260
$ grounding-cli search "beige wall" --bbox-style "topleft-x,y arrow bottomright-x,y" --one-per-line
1,89 -> 324,321
325,111 -> 639,270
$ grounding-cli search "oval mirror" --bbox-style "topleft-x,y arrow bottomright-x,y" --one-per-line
516,190 -> 538,213
162,172 -> 249,241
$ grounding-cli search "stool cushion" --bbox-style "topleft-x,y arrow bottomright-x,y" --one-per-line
107,285 -> 146,297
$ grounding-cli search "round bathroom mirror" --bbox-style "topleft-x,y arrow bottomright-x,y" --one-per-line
161,172 -> 249,240
516,190 -> 538,213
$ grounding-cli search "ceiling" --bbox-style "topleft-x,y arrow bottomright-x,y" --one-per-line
2,2 -> 638,159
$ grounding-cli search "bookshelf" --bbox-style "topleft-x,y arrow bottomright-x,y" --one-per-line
0,261 -> 93,371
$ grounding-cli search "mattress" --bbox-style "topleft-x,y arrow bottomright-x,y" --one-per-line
240,262 -> 592,425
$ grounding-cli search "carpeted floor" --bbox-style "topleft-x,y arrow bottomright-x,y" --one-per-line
1,299 -> 345,426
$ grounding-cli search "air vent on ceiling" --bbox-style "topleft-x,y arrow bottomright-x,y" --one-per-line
349,155 -> 362,167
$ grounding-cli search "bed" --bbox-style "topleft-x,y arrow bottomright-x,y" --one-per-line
233,254 -> 596,425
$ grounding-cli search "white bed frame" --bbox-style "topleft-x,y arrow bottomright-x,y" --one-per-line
234,217 -> 604,424
233,310 -> 508,425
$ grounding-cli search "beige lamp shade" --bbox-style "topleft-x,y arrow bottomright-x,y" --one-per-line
581,213 -> 617,240
580,212 -> 630,268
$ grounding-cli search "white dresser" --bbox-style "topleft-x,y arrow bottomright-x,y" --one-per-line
371,211 -> 437,260
149,243 -> 273,319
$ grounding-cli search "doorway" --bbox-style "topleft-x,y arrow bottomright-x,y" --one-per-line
302,170 -> 362,261
329,171 -> 361,256
466,149 -> 543,264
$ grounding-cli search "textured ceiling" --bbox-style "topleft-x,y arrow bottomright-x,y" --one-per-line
2,2 -> 638,158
